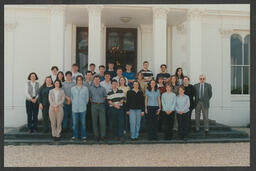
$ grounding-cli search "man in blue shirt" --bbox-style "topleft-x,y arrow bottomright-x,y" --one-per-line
89,75 -> 107,141
71,75 -> 89,142
123,64 -> 136,88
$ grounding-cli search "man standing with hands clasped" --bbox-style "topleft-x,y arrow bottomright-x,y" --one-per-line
194,74 -> 212,136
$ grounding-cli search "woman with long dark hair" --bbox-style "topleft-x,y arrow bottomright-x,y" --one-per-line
38,76 -> 54,133
57,71 -> 65,84
175,67 -> 184,86
25,72 -> 40,133
145,79 -> 161,140
126,81 -> 144,140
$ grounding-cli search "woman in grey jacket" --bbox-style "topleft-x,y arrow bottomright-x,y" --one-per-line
25,72 -> 40,133
48,80 -> 65,141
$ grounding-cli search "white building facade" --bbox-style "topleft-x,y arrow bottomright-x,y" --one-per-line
4,4 -> 250,127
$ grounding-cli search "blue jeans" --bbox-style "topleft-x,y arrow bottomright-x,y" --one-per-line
25,100 -> 39,131
72,111 -> 86,138
63,104 -> 72,130
109,106 -> 124,138
129,109 -> 141,139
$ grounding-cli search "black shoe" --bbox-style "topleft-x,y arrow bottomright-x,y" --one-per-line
120,137 -> 125,143
205,131 -> 208,136
95,137 -> 100,142
56,137 -> 61,141
53,137 -> 57,141
130,138 -> 136,141
28,130 -> 33,134
135,138 -> 139,141
102,137 -> 107,142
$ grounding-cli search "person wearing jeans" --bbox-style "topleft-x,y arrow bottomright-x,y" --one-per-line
145,79 -> 161,140
175,86 -> 190,140
126,81 -> 144,140
62,71 -> 76,132
161,83 -> 176,140
107,79 -> 126,142
71,75 -> 89,142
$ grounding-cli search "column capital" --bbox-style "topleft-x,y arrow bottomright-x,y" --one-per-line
86,5 -> 104,16
187,9 -> 205,20
49,5 -> 66,16
219,28 -> 233,38
5,22 -> 17,32
139,24 -> 152,33
152,7 -> 169,18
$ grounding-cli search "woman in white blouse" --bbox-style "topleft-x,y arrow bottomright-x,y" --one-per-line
25,72 -> 40,133
48,80 -> 65,141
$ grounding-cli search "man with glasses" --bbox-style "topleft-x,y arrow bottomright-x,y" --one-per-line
194,74 -> 212,136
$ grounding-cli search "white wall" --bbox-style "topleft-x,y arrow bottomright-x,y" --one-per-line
4,8 -> 52,127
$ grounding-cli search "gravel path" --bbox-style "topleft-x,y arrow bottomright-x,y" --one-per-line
4,143 -> 249,167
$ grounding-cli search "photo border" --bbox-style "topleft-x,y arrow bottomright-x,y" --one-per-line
0,0 -> 254,170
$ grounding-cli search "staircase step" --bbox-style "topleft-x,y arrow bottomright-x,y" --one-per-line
4,137 -> 249,145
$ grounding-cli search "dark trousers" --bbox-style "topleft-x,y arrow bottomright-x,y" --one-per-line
140,115 -> 147,132
105,101 -> 112,132
177,111 -> 190,138
123,102 -> 129,133
163,111 -> 175,139
42,104 -> 50,132
86,102 -> 92,132
110,106 -> 124,138
187,109 -> 193,132
146,106 -> 159,140
62,104 -> 72,130
158,111 -> 164,132
25,100 -> 39,131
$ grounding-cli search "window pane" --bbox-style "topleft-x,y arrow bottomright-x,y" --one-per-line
108,32 -> 120,50
231,66 -> 242,94
244,35 -> 250,65
76,28 -> 88,75
77,31 -> 88,50
78,52 -> 88,75
231,34 -> 242,65
243,66 -> 249,94
123,32 -> 135,51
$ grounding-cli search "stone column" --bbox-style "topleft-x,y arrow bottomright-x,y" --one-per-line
186,9 -> 203,84
139,24 -> 153,70
87,5 -> 103,72
49,5 -> 66,71
152,7 -> 169,75
219,28 -> 233,108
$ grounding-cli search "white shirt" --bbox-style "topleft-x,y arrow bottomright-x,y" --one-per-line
53,89 -> 59,104
25,81 -> 37,100
51,74 -> 57,82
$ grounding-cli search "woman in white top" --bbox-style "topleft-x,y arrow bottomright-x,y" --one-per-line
25,72 -> 40,133
48,80 -> 65,141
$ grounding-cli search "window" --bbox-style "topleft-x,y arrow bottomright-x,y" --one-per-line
231,34 -> 250,94
76,27 -> 88,75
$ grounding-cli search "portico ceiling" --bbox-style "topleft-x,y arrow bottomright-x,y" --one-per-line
66,5 -> 187,27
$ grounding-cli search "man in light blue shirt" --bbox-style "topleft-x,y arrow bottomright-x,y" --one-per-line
71,75 -> 89,141
161,84 -> 176,140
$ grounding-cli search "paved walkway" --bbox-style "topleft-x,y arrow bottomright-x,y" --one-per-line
4,142 -> 249,167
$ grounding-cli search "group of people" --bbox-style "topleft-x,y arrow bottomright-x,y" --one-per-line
25,61 -> 212,142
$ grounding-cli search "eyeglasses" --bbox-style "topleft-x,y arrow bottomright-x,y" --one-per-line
200,78 -> 205,80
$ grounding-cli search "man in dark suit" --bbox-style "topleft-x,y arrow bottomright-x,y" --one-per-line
194,74 -> 212,135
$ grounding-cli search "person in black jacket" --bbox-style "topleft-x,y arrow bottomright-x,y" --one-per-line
183,76 -> 195,132
38,76 -> 54,133
126,81 -> 145,140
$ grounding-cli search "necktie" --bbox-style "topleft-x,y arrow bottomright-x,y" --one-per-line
200,84 -> 204,100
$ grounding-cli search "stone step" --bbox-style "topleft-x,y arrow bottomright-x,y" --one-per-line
4,137 -> 250,146
5,129 -> 249,140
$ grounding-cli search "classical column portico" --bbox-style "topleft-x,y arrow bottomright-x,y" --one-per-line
152,7 -> 169,75
49,6 -> 66,71
186,9 -> 203,84
87,5 -> 103,72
